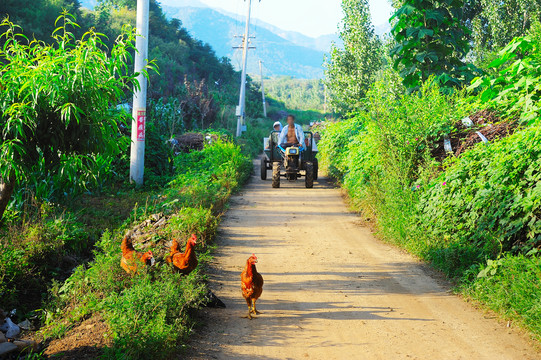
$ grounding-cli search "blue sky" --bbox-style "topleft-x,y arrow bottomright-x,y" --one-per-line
197,0 -> 394,38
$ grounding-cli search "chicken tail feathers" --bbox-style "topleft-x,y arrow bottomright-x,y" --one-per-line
204,289 -> 226,308
121,231 -> 135,255
170,239 -> 181,254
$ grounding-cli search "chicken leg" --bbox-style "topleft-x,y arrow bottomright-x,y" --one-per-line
251,299 -> 262,315
244,298 -> 253,320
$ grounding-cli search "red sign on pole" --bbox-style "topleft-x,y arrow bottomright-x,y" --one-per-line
136,110 -> 146,141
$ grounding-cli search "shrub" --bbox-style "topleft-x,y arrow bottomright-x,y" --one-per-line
417,124 -> 541,275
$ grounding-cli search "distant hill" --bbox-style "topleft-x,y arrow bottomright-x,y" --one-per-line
234,18 -> 341,53
162,6 -> 326,79
78,1 -> 357,79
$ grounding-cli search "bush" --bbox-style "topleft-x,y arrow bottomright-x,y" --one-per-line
319,73 -> 468,228
417,124 -> 541,275
102,268 -> 206,359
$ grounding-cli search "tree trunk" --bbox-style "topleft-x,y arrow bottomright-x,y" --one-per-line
0,176 -> 15,221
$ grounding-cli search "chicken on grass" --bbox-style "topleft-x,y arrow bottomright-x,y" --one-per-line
120,231 -> 155,274
166,234 -> 198,275
241,254 -> 264,319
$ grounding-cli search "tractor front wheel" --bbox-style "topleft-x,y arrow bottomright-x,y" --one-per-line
305,162 -> 314,188
272,162 -> 280,188
260,158 -> 267,180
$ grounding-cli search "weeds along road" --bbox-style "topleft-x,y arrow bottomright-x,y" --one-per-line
186,163 -> 540,360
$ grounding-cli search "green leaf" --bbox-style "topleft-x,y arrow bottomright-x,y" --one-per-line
418,28 -> 434,39
425,9 -> 445,25
390,4 -> 416,21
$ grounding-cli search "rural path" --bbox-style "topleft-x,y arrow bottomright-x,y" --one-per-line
186,163 -> 540,360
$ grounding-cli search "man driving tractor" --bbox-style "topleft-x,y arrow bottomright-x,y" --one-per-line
278,115 -> 305,148
261,114 -> 317,188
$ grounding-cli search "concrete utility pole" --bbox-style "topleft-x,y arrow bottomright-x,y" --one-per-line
235,0 -> 258,137
129,0 -> 149,186
259,60 -> 267,117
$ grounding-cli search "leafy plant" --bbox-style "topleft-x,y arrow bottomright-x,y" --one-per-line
417,123 -> 541,261
390,0 -> 479,92
469,21 -> 541,123
0,12 -> 147,219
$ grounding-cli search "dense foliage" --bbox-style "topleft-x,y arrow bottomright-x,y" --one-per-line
261,76 -> 326,112
469,21 -> 541,123
390,0 -> 478,91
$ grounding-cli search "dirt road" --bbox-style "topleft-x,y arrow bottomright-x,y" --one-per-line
187,166 -> 540,360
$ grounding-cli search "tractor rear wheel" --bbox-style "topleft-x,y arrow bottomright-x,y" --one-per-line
272,162 -> 280,188
313,158 -> 319,180
260,158 -> 267,180
305,162 -> 314,188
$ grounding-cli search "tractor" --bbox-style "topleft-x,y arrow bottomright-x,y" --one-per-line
261,130 -> 318,188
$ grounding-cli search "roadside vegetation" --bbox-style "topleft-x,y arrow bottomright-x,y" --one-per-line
0,0 -> 295,357
321,0 -> 541,341
41,141 -> 251,359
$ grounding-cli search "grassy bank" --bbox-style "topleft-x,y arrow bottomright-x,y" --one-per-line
319,69 -> 541,341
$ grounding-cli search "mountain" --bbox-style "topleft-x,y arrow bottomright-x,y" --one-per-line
162,6 -> 325,79
161,1 -> 342,52
78,1 -> 329,78
252,20 -> 341,52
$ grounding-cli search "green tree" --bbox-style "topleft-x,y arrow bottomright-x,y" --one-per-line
470,0 -> 541,63
324,0 -> 382,114
390,0 -> 478,92
0,13 -> 144,220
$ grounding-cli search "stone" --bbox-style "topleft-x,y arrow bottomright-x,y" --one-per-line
0,342 -> 17,356
0,332 -> 6,343
0,318 -> 20,338
14,340 -> 38,353
17,319 -> 34,331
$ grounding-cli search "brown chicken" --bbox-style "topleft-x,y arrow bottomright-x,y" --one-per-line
120,232 -> 155,274
241,254 -> 264,319
166,234 -> 198,275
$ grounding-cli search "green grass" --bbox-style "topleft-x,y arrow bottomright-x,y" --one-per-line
464,254 -> 541,341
